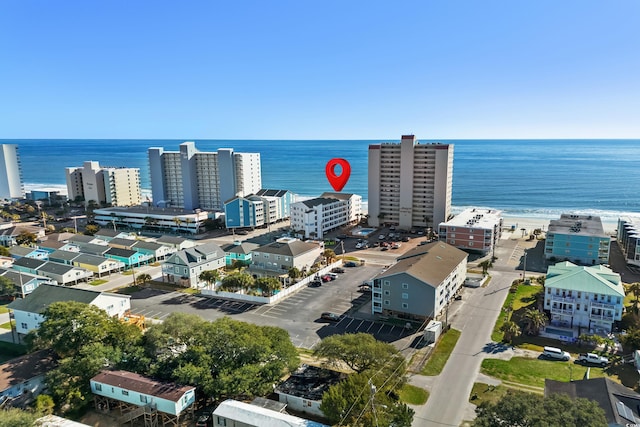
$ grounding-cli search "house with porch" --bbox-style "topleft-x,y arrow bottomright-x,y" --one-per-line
104,247 -> 152,270
94,229 -> 136,242
68,234 -> 108,246
72,254 -> 125,277
0,349 -> 57,408
221,241 -> 260,267
9,246 -> 50,261
156,236 -> 195,251
0,268 -> 54,298
33,262 -> 94,286
48,250 -> 81,265
0,224 -> 46,247
162,243 -> 225,288
543,261 -> 624,334
65,242 -> 109,256
7,284 -> 131,336
107,237 -> 138,250
371,242 -> 468,320
132,240 -> 172,261
91,370 -> 195,426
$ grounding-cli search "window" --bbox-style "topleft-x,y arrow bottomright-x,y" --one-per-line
95,383 -> 102,391
547,288 -> 551,294
577,291 -> 581,298
122,390 -> 129,396
402,283 -> 408,289
384,290 -> 390,296
402,303 -> 408,309
576,304 -> 580,310
140,395 -> 148,403
217,417 -> 227,426
21,322 -> 27,329
384,300 -> 390,306
384,280 -> 390,287
402,293 -> 409,299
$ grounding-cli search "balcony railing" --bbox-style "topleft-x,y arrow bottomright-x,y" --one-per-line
589,312 -> 614,321
550,307 -> 575,316
590,301 -> 617,310
550,296 -> 575,304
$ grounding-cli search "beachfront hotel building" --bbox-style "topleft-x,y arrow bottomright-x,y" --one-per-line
543,261 -> 624,334
617,217 -> 640,267
65,161 -> 142,207
367,135 -> 453,230
148,142 -> 261,211
290,192 -> 362,239
438,208 -> 503,255
224,189 -> 293,230
0,144 -> 24,200
544,214 -> 611,265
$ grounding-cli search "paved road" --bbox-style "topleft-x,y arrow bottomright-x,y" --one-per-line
410,236 -> 530,426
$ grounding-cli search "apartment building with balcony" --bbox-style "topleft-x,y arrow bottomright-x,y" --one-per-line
438,208 -> 503,254
543,261 -> 624,333
371,242 -> 467,320
617,217 -> 640,267
0,144 -> 24,200
149,141 -> 261,211
290,192 -> 361,239
224,189 -> 293,230
249,237 -> 323,276
544,214 -> 611,265
66,161 -> 141,206
368,135 -> 453,230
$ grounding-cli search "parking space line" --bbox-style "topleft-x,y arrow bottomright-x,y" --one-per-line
376,323 -> 385,334
366,322 -> 375,332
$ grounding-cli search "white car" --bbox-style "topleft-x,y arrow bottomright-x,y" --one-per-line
355,242 -> 364,249
378,234 -> 386,240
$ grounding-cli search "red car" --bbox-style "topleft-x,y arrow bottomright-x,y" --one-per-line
321,275 -> 333,282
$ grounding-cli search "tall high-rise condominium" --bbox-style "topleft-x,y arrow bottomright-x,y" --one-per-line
368,135 -> 453,229
66,161 -> 142,207
0,144 -> 24,200
148,142 -> 262,211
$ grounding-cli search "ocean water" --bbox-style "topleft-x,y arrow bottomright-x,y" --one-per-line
5,139 -> 640,222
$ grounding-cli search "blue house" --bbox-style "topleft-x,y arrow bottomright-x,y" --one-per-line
544,214 -> 611,265
221,242 -> 260,266
225,189 -> 293,230
91,370 -> 195,425
104,248 -> 152,269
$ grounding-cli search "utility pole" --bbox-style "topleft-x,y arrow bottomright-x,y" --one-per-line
523,251 -> 528,282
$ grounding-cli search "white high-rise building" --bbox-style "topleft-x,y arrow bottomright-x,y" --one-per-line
65,161 -> 141,207
148,142 -> 261,211
0,144 -> 24,200
368,135 -> 453,230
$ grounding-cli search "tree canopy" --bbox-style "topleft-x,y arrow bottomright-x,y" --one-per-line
475,390 -> 607,427
0,275 -> 15,297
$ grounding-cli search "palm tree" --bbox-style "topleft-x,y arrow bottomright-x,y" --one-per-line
479,259 -> 493,275
199,270 -> 221,289
136,273 -> 152,287
255,276 -> 282,296
220,272 -> 254,292
184,217 -> 194,234
323,249 -> 336,265
523,308 -> 548,336
500,320 -> 521,343
288,267 -> 301,282
628,282 -> 640,312
173,217 -> 183,234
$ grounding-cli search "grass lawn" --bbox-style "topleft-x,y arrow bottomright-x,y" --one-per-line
469,383 -> 509,407
491,282 -> 542,342
89,279 -> 108,286
0,303 -> 9,314
491,291 -> 517,342
115,285 -> 143,295
0,341 -> 27,363
481,357 -> 606,388
399,384 -> 429,405
0,320 -> 15,329
121,271 -> 134,276
421,328 -> 461,376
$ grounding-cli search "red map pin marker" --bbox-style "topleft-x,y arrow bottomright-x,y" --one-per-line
325,158 -> 351,192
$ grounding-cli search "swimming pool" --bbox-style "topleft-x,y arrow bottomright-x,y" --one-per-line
351,228 -> 376,237
545,327 -> 574,337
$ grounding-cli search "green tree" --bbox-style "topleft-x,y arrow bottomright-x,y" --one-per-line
199,270 -> 221,289
173,216 -> 183,233
323,248 -> 337,264
313,333 -> 406,375
0,408 -> 39,427
136,273 -> 152,286
478,259 -> 492,275
254,276 -> 282,296
475,391 -> 606,427
523,308 -> 548,336
0,275 -> 15,297
500,320 -> 521,343
628,282 -> 640,312
34,393 -> 55,415
0,246 -> 9,257
84,224 -> 99,235
220,272 -> 254,292
15,231 -> 37,245
620,328 -> 640,351
288,267 -> 301,280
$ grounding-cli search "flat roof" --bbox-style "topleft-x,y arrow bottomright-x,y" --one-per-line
548,214 -> 606,237
441,208 -> 503,229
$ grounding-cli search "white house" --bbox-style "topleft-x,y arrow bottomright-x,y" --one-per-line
161,243 -> 225,288
250,237 -> 323,276
544,261 -> 625,334
212,399 -> 329,427
0,350 -> 57,407
7,284 -> 131,336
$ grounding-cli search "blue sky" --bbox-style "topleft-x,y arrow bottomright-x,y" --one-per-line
1,1 -> 639,139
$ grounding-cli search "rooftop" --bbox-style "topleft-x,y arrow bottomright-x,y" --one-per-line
0,349 -> 57,393
275,365 -> 345,401
441,208 -> 503,229
548,213 -> 607,237
213,399 -> 329,427
91,370 -> 195,403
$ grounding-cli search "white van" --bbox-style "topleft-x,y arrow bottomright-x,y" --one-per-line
542,346 -> 571,361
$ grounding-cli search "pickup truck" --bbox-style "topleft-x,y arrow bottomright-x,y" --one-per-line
578,353 -> 609,366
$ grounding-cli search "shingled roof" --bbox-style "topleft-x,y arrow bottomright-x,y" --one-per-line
92,370 -> 195,403
7,284 -> 107,314
0,350 -> 57,393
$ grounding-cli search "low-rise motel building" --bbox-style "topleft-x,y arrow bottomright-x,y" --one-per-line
437,208 -> 503,255
544,214 -> 611,265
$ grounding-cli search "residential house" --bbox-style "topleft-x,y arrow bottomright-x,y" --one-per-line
34,262 -> 94,286
290,192 -> 362,239
0,350 -> 57,407
162,243 -> 225,288
438,208 -> 503,255
35,415 -> 91,427
0,256 -> 13,268
543,261 -> 624,333
0,268 -> 54,298
106,237 -> 138,249
72,254 -> 125,277
545,377 -> 640,426
224,189 -> 293,230
0,224 -> 46,247
156,235 -> 195,251
7,284 -> 131,336
48,250 -> 81,265
67,234 -> 108,246
11,257 -> 47,275
212,399 -> 329,427
94,228 -> 133,241
68,243 -> 109,257
275,365 -> 345,418
250,237 -> 323,276
9,246 -> 49,261
617,217 -> 640,267
104,247 -> 152,270
544,214 -> 611,265
221,241 -> 260,266
131,240 -> 172,261
91,370 -> 195,424
371,242 -> 468,320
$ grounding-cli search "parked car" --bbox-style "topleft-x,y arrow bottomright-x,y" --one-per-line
344,261 -> 358,267
381,246 -> 389,251
321,312 -> 342,322
309,280 -> 322,287
331,267 -> 345,273
542,346 -> 571,361
419,240 -> 429,246
391,243 -> 401,249
321,275 -> 333,282
402,236 -> 410,242
355,242 -> 364,249
578,353 -> 608,366
378,234 -> 386,240
236,230 -> 249,235
359,283 -> 371,293
327,273 -> 338,279
196,414 -> 212,427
